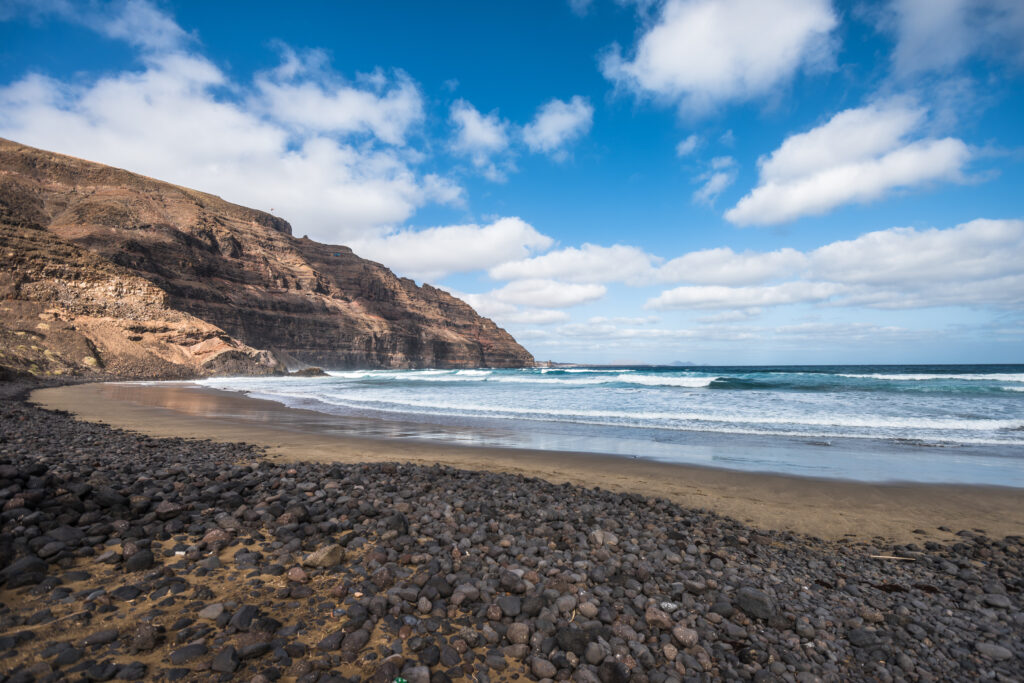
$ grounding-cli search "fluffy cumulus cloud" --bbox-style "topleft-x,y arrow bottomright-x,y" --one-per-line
448,99 -> 512,180
0,0 -> 191,52
522,96 -> 594,159
657,246 -> 804,285
884,0 -> 1024,76
646,218 -> 1024,310
647,281 -> 843,310
807,218 -> 1024,307
102,0 -> 191,51
348,217 -> 553,282
453,293 -> 572,325
675,134 -> 700,157
725,100 -> 972,225
254,47 -> 423,145
602,0 -> 837,112
482,279 -> 607,309
489,244 -> 657,284
693,156 -> 737,206
447,279 -> 604,328
0,4 -> 464,245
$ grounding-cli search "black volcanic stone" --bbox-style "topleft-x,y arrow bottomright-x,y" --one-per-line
124,549 -> 154,572
211,646 -> 240,673
556,627 -> 589,656
168,643 -> 207,665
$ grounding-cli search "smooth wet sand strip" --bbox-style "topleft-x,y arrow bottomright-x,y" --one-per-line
32,382 -> 1024,544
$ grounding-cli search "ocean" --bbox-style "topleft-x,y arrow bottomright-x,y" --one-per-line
198,364 -> 1024,486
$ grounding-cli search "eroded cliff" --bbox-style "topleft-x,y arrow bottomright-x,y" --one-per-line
0,138 -> 533,378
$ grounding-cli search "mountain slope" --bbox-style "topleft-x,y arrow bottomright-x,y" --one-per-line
0,138 -> 533,377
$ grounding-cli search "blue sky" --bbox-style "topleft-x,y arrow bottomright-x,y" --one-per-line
2,0 -> 1023,364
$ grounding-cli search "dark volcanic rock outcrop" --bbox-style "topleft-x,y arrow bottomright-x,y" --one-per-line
0,138 -> 533,376
0,220 -> 278,379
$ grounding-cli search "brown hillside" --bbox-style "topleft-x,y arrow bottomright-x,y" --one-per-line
0,138 -> 533,378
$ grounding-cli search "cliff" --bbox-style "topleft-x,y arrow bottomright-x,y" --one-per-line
0,138 -> 534,378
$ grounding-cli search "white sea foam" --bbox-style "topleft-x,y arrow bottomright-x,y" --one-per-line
839,373 -> 1024,382
197,366 -> 1024,464
560,368 -> 634,373
242,391 -> 1024,447
291,392 -> 1023,431
617,374 -> 716,388
321,370 -> 717,388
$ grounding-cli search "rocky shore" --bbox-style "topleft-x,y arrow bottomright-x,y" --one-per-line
1,383 -> 1021,682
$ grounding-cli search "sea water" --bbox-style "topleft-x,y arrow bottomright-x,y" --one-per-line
198,365 -> 1024,486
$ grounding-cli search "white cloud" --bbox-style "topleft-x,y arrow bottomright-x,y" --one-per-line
503,309 -> 572,325
646,218 -> 1024,310
254,48 -> 423,145
658,247 -> 805,285
489,243 -> 657,284
808,218 -> 1024,288
568,0 -> 593,16
693,172 -> 735,205
769,322 -> 923,342
692,155 -> 737,205
486,279 -> 607,309
450,293 -> 572,325
555,321 -> 688,339
697,309 -> 762,323
602,0 -> 837,112
675,134 -> 700,156
1,0 -> 190,52
101,0 -> 189,51
449,99 -> 511,179
725,100 -> 972,225
647,281 -> 844,310
885,0 -> 1024,76
349,217 -> 553,281
522,96 -> 594,158
0,2 -> 463,248
588,315 -> 660,325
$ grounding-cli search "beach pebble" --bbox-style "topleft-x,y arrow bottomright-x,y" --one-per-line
735,587 -> 775,620
975,642 -> 1013,660
672,625 -> 699,648
645,605 -> 674,629
983,594 -> 1011,608
83,629 -> 119,647
497,595 -> 521,617
197,603 -> 224,620
124,549 -> 154,572
531,657 -> 557,678
507,622 -> 530,644
302,543 -> 343,568
168,643 -> 207,665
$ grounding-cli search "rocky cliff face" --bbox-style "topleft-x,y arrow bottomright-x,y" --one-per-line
0,138 -> 533,378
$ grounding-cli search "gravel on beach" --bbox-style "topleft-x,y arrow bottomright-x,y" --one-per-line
0,382 -> 1021,682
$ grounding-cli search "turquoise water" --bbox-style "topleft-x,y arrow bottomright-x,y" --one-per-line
198,365 -> 1024,486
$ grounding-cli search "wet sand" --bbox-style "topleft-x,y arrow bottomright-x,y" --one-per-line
32,381 -> 1024,544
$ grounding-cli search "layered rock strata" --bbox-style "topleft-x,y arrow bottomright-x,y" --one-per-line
0,138 -> 533,377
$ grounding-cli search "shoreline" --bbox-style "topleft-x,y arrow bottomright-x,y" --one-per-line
32,381 -> 1024,543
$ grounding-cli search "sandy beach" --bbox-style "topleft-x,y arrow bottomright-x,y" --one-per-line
32,381 -> 1024,544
